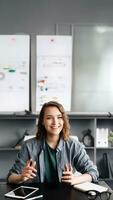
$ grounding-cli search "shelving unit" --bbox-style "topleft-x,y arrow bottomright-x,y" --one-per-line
0,114 -> 37,181
68,113 -> 113,180
0,113 -> 113,181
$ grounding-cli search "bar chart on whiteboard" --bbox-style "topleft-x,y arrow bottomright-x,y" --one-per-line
36,35 -> 72,112
0,35 -> 30,112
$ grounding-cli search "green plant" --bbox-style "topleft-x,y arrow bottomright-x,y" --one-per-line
108,131 -> 113,145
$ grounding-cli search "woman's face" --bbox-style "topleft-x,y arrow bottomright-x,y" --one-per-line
43,106 -> 64,137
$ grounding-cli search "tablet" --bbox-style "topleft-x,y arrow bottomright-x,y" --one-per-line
4,186 -> 39,199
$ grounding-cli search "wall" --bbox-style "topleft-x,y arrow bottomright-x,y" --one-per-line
0,0 -> 113,180
0,0 -> 113,111
1,0 -> 113,34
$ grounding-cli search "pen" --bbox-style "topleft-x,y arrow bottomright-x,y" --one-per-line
26,194 -> 43,200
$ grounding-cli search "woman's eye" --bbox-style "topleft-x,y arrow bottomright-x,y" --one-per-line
58,116 -> 62,119
46,117 -> 52,120
46,116 -> 63,120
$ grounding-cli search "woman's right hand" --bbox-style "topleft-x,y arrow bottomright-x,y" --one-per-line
21,159 -> 37,182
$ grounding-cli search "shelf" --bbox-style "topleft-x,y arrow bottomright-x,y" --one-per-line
96,147 -> 113,150
0,114 -> 37,119
0,148 -> 20,151
68,113 -> 95,119
67,112 -> 113,118
0,179 -> 6,183
85,147 -> 94,149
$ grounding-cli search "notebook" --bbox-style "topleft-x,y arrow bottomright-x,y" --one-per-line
73,182 -> 108,193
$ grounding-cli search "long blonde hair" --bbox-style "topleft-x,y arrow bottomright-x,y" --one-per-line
36,101 -> 70,140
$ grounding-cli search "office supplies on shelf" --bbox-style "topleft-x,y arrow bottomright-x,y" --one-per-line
96,128 -> 108,147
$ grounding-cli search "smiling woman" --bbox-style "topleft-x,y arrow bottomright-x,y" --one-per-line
42,106 -> 64,143
7,101 -> 99,185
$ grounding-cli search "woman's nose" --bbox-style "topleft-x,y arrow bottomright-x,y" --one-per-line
52,117 -> 58,124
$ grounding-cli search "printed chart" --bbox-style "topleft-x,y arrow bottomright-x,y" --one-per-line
36,35 -> 72,111
0,35 -> 30,112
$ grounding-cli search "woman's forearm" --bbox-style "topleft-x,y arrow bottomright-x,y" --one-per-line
8,173 -> 24,184
72,173 -> 92,185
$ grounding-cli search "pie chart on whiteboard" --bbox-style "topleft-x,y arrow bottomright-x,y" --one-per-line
0,72 -> 5,80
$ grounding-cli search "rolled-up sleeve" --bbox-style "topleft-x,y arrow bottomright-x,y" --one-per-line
73,141 -> 99,182
7,143 -> 30,180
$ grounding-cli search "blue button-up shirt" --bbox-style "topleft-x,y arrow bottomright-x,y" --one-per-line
7,137 -> 99,183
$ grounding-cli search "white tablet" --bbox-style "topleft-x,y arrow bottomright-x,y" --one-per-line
4,186 -> 39,199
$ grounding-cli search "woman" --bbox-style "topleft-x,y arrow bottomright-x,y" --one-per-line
7,101 -> 99,185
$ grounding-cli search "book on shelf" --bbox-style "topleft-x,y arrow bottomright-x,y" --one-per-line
96,128 -> 108,147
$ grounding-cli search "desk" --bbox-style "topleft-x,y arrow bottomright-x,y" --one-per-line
0,182 -> 113,200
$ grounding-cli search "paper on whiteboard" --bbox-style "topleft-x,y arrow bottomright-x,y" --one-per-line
36,35 -> 72,111
0,35 -> 30,112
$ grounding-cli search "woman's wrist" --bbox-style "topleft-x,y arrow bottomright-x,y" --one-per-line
8,173 -> 24,184
71,173 -> 92,185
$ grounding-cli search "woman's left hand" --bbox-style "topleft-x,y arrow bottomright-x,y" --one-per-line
61,164 -> 92,185
61,164 -> 75,185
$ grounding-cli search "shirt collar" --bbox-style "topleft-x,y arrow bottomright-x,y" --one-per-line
56,138 -> 64,151
41,137 -> 64,151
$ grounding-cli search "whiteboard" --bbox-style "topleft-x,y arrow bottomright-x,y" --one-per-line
73,26 -> 113,112
0,35 -> 30,112
36,35 -> 72,111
